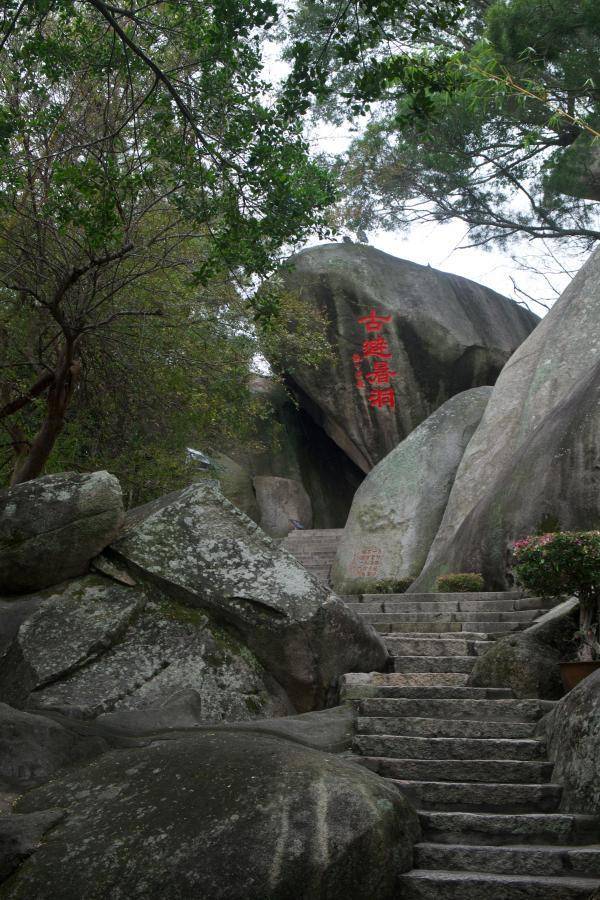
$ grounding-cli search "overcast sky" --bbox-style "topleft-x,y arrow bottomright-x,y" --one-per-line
264,44 -> 587,318
299,123 -> 586,318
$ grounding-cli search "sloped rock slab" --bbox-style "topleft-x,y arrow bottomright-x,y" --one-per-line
332,388 -> 491,593
108,481 -> 388,711
0,811 -> 65,883
29,599 -> 289,722
0,577 -> 143,707
1,731 -> 419,900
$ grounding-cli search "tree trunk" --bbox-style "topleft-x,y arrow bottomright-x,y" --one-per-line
9,346 -> 81,486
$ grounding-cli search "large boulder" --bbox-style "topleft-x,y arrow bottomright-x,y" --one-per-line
0,575 -> 290,722
0,472 -> 124,594
538,667 -> 600,815
411,245 -> 600,591
107,481 -> 387,712
468,599 -> 579,699
331,388 -> 491,593
254,475 -> 313,537
277,244 -> 537,473
0,731 -> 420,900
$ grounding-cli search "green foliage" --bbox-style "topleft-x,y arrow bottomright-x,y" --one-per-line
255,280 -> 334,375
370,577 -> 414,594
0,1 -> 335,484
513,532 -> 600,599
513,531 -> 600,660
435,572 -> 485,592
283,0 -> 600,249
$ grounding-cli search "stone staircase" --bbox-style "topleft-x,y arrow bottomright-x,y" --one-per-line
340,590 -> 600,899
281,528 -> 343,584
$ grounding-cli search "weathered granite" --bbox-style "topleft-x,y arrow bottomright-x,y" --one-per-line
468,599 -> 579,699
1,731 -> 419,900
226,375 -> 364,529
0,576 -> 144,708
538,667 -> 600,814
276,244 -> 537,472
332,388 -> 491,593
0,812 -> 65,883
212,451 -> 260,523
0,576 -> 291,722
253,475 -> 313,537
98,699 -> 356,752
0,704 -> 106,790
108,481 -> 388,712
0,472 -> 124,594
411,246 -> 600,591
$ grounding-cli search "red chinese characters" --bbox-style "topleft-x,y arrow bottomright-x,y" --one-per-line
357,309 -> 392,333
353,309 -> 397,410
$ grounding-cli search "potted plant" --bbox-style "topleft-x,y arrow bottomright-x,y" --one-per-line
512,530 -> 600,690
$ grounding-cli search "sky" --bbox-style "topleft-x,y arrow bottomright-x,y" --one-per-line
299,122 -> 585,319
263,43 -> 587,319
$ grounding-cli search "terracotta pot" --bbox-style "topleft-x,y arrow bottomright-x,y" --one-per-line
560,660 -> 600,692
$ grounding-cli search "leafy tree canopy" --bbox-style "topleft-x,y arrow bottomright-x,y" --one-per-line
281,0 -> 600,250
0,0 -> 334,486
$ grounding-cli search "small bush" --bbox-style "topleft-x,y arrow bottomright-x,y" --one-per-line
435,573 -> 485,593
370,577 -> 414,594
513,531 -> 600,660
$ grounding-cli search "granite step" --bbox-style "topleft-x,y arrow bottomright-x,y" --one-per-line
356,716 -> 537,739
341,681 -> 514,701
419,811 -> 600,846
373,621 -> 522,634
355,756 -> 555,785
392,779 -> 562,813
348,599 -> 547,614
352,673 -> 471,688
415,842 -> 600,877
356,609 -> 539,622
398,870 -> 600,899
362,591 -> 525,604
353,697 -> 554,721
353,734 -> 546,761
392,656 -> 476,674
381,637 -> 494,656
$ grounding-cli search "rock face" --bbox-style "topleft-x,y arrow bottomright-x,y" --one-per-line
0,703 -> 106,790
277,244 -> 537,473
0,811 -> 65,883
254,475 -> 313,537
331,388 -> 491,593
468,599 -> 579,699
108,481 -> 387,712
227,375 -> 364,528
538,667 -> 600,814
1,731 -> 419,900
212,451 -> 260,523
0,472 -> 124,594
411,245 -> 600,591
0,575 -> 290,722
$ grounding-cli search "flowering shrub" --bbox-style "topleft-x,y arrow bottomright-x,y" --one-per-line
513,531 -> 600,661
435,573 -> 484,592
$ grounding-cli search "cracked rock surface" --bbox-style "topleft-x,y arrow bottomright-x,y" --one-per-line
0,471 -> 124,594
0,574 -> 290,723
108,480 -> 388,711
0,730 -> 419,900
